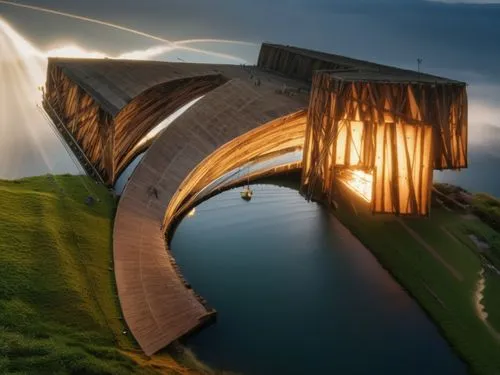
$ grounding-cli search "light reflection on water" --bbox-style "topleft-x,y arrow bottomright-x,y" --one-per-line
170,183 -> 467,375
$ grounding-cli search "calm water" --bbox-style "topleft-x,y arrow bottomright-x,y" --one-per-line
170,183 -> 467,375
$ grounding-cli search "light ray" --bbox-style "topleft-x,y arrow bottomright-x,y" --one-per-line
0,16 -> 252,179
117,45 -> 174,60
0,16 -> 44,59
0,17 -> 68,178
174,38 -> 257,46
0,0 -> 249,62
45,45 -> 108,59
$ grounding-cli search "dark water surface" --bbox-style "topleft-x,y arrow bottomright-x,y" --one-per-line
170,184 -> 467,375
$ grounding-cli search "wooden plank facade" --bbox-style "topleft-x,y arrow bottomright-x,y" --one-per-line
257,43 -> 464,85
44,60 -> 229,184
301,71 -> 467,216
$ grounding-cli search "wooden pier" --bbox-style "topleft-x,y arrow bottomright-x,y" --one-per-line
110,69 -> 308,355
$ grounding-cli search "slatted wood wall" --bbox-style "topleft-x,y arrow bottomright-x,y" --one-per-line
301,72 -> 467,216
44,65 -> 114,181
257,44 -> 349,82
113,74 -> 226,181
44,64 -> 226,185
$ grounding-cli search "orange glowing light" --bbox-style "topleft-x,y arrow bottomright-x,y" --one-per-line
338,170 -> 373,202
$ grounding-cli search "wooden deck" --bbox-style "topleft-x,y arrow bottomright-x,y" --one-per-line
114,75 -> 307,355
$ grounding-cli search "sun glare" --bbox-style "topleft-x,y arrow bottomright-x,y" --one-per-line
0,13 -> 253,179
0,18 -> 44,59
0,18 -> 181,179
338,169 -> 373,202
0,17 -> 60,178
45,45 -> 109,59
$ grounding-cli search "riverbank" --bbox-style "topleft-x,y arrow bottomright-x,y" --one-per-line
331,181 -> 500,375
0,175 -> 216,374
250,171 -> 500,374
171,181 -> 467,374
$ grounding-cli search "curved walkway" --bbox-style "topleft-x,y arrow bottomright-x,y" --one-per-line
113,76 -> 307,355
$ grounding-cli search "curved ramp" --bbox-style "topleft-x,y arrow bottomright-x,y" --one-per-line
114,76 -> 307,355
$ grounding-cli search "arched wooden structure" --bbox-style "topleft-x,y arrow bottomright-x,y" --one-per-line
43,43 -> 467,355
163,110 -> 306,230
44,60 -> 232,184
113,79 -> 307,355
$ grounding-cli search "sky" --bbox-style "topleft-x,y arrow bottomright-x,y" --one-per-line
2,0 -> 500,75
0,0 -> 499,191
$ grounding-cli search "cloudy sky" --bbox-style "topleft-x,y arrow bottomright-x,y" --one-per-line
1,0 -> 499,191
2,0 -> 499,75
2,1 -> 498,69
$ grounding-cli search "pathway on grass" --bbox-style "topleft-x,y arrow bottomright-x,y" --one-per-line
474,269 -> 500,342
397,218 -> 463,281
440,226 -> 463,246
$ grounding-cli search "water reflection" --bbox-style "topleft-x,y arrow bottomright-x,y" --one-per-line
171,184 -> 466,375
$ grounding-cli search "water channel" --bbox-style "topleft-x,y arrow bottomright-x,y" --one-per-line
170,181 -> 467,375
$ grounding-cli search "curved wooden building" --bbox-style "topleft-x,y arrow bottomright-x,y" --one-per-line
43,43 -> 467,355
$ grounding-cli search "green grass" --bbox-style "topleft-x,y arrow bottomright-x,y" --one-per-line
3,173 -> 500,374
333,191 -> 500,375
471,194 -> 500,247
0,175 -> 206,375
455,217 -> 500,268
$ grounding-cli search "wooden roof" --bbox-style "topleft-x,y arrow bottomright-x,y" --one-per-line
48,59 -> 238,117
47,42 -> 463,122
319,70 -> 466,85
258,43 -> 465,85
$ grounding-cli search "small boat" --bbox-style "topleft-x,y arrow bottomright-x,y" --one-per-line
240,185 -> 253,201
240,168 -> 253,201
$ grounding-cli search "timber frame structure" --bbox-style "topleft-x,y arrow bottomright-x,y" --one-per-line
302,71 -> 467,216
43,42 -> 467,355
43,62 -> 228,185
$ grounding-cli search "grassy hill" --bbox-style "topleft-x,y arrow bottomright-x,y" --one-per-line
0,175 -> 210,375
